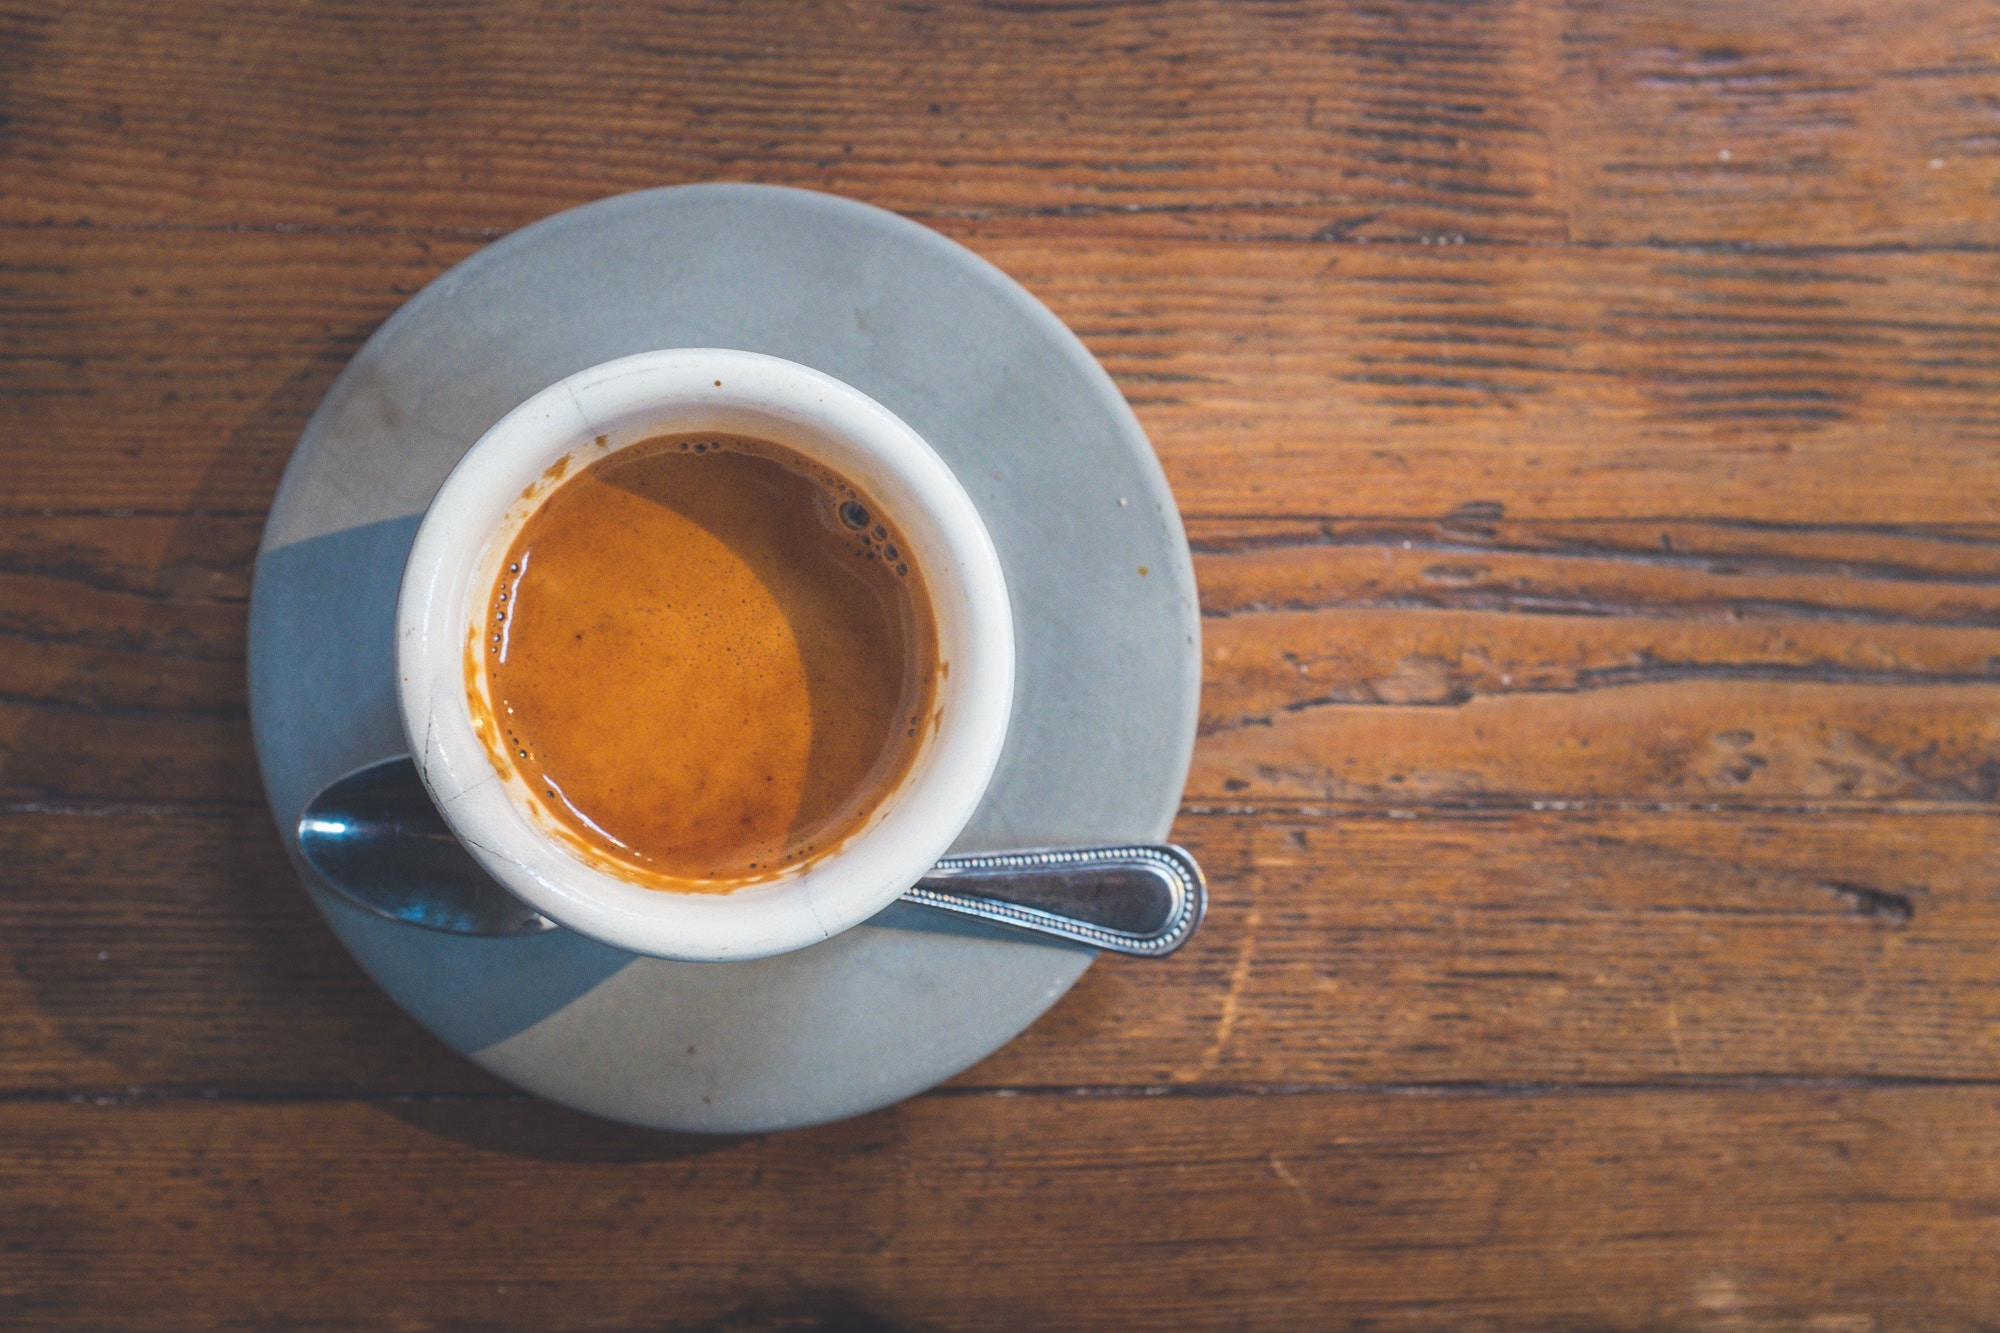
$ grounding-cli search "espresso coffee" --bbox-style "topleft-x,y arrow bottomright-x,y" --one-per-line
468,432 -> 938,890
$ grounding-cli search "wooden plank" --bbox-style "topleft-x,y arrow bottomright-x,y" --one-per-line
995,805 -> 2000,1088
0,807 -> 505,1093
1193,677 -> 2000,806
11,0 -> 1998,250
2,0 -> 1563,240
0,515 -> 255,804
11,2 -> 1999,1325
0,706 -> 252,806
4,1088 -> 1998,1328
6,806 -> 1997,1093
1017,241 -> 2000,523
0,230 -> 467,516
1557,0 -> 2000,247
1193,516 -> 2000,627
1191,515 -> 2000,803
0,514 -> 258,601
9,227 -> 2000,520
9,507 -> 2000,808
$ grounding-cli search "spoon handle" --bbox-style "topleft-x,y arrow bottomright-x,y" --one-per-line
907,844 -> 1207,957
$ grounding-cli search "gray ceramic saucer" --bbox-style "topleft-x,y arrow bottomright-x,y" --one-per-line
247,184 -> 1199,1132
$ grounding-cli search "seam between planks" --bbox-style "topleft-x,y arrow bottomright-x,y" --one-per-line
7,799 -> 2000,820
6,217 -> 2000,257
6,1074 -> 2000,1108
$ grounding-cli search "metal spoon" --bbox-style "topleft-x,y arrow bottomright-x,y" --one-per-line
297,757 -> 1205,956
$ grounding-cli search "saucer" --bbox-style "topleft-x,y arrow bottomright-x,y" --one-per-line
246,184 -> 1200,1132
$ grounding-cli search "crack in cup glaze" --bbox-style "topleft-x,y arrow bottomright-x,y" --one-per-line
396,349 -> 1013,962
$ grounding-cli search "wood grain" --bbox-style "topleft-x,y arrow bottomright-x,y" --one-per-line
1016,242 -> 2000,522
0,229 -> 462,515
0,512 -> 255,804
6,0 -> 2000,1324
6,806 -> 1996,1093
9,0 -> 1998,248
5,1089 -> 1999,1329
1189,514 -> 2000,805
9,228 -> 2000,519
0,803 -> 501,1094
1558,0 -> 2000,246
0,0 -> 1566,239
9,511 -> 1998,811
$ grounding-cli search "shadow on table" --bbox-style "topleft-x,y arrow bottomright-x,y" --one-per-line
684,1292 -> 923,1333
375,1096 -> 752,1163
2,335 -> 493,1096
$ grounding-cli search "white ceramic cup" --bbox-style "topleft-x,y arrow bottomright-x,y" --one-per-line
395,349 -> 1014,962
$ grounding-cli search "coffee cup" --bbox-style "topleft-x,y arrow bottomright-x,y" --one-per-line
395,349 -> 1014,961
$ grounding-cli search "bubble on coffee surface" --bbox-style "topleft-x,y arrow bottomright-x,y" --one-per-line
645,439 -> 905,577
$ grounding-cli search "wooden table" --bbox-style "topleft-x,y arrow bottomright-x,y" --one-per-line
6,1 -> 1999,1326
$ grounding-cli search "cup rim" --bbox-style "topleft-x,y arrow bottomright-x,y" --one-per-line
394,348 -> 1014,961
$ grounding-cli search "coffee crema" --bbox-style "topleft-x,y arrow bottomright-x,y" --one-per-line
467,432 -> 939,890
